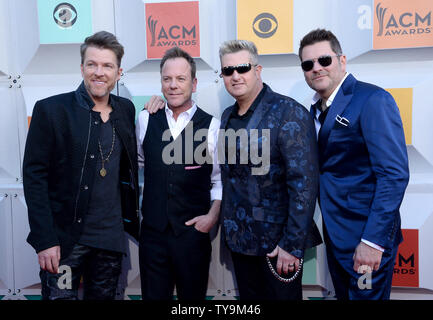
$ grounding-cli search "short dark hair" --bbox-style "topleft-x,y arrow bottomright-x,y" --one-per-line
298,29 -> 343,60
80,31 -> 124,67
160,47 -> 196,79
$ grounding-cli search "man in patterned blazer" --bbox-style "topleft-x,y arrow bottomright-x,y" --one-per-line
218,40 -> 322,300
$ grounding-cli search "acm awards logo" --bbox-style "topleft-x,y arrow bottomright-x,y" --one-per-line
252,13 -> 278,38
376,2 -> 431,37
147,15 -> 197,47
53,2 -> 77,28
394,252 -> 416,275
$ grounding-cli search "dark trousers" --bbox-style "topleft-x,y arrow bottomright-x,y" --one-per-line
326,243 -> 398,300
139,224 -> 211,300
40,243 -> 122,300
231,251 -> 303,300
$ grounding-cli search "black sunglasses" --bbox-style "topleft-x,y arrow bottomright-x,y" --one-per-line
301,55 -> 341,72
220,63 -> 256,77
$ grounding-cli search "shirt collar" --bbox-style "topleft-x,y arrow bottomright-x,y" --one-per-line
165,100 -> 197,119
232,82 -> 267,117
76,80 -> 116,111
311,72 -> 349,110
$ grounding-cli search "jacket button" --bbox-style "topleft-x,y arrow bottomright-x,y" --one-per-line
94,121 -> 99,125
90,154 -> 95,159
83,185 -> 89,190
77,218 -> 82,223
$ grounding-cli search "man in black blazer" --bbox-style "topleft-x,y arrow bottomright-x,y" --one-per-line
23,31 -> 139,300
218,40 -> 321,300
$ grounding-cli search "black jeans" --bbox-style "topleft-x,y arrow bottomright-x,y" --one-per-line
40,244 -> 123,300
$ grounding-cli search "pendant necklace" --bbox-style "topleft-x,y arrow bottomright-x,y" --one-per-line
98,125 -> 116,177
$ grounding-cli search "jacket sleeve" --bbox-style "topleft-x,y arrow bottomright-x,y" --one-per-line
126,100 -> 138,165
277,102 -> 319,258
360,90 -> 409,249
23,101 -> 60,253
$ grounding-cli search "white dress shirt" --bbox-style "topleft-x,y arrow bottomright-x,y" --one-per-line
136,102 -> 222,201
311,72 -> 349,138
310,73 -> 384,253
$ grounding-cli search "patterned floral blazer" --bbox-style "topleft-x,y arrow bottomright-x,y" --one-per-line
219,84 -> 322,258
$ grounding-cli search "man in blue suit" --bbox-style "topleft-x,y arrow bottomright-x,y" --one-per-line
299,29 -> 409,299
218,40 -> 322,300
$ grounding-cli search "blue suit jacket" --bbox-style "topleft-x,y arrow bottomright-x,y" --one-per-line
220,84 -> 322,258
313,74 -> 409,263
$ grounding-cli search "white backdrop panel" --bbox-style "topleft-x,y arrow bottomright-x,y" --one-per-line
0,0 -> 11,76
8,0 -> 40,75
412,80 -> 433,167
0,87 -> 22,183
0,192 -> 14,292
11,187 -> 40,290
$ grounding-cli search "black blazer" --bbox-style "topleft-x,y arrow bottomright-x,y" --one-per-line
220,84 -> 322,258
23,82 -> 139,258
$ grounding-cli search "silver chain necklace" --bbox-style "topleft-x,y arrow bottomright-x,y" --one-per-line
266,257 -> 304,283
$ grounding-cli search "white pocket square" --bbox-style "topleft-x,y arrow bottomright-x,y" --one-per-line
335,115 -> 349,127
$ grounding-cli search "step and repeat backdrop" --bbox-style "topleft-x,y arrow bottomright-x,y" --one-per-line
0,0 -> 432,300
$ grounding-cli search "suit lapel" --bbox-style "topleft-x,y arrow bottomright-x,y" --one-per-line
220,85 -> 272,132
109,98 -> 129,147
219,86 -> 270,174
318,74 -> 356,152
309,102 -> 316,120
245,85 -> 272,131
220,105 -> 232,130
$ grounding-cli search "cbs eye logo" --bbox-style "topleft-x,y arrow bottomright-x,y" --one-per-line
53,3 -> 77,28
252,13 -> 278,38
